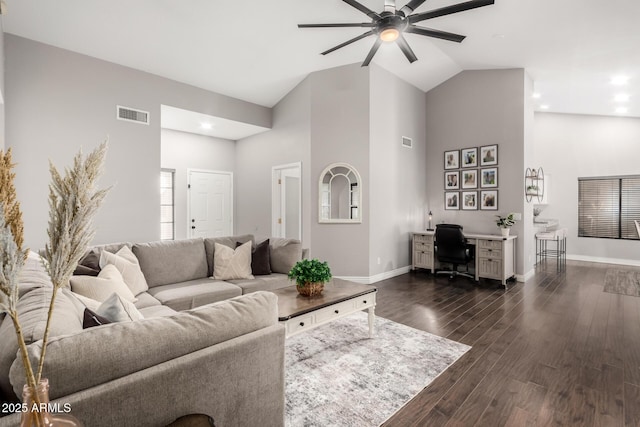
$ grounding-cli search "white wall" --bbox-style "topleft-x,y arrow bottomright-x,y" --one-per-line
160,129 -> 236,240
235,78 -> 312,246
0,21 -> 5,150
5,35 -> 270,249
534,112 -> 640,264
425,69 -> 531,276
369,65 -> 427,277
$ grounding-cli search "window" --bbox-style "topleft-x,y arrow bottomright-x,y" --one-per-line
578,175 -> 640,240
160,169 -> 175,240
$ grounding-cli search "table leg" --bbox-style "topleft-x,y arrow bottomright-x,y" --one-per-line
368,306 -> 375,338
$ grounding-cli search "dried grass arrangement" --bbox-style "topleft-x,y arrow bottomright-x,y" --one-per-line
0,142 -> 110,423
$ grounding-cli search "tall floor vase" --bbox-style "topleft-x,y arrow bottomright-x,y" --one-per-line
20,379 -> 83,427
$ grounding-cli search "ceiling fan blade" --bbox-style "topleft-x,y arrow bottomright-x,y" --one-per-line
409,0 -> 494,24
399,0 -> 428,16
321,30 -> 374,56
362,38 -> 382,67
298,23 -> 374,28
406,26 -> 466,42
396,35 -> 418,63
342,0 -> 381,19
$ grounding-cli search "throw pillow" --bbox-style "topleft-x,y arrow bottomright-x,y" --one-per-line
82,308 -> 112,329
99,245 -> 149,296
73,250 -> 101,276
270,238 -> 303,274
69,264 -> 138,303
236,239 -> 271,275
62,288 -> 102,312
213,241 -> 254,280
94,293 -> 144,323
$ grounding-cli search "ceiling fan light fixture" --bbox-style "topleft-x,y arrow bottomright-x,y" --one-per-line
380,28 -> 400,42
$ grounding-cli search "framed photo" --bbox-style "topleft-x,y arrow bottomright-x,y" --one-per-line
445,192 -> 459,210
481,167 -> 498,188
480,190 -> 498,210
461,147 -> 478,168
444,150 -> 459,170
444,171 -> 460,190
461,191 -> 478,210
480,144 -> 498,166
461,169 -> 478,189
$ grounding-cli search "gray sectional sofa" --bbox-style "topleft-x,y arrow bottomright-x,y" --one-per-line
0,234 -> 304,427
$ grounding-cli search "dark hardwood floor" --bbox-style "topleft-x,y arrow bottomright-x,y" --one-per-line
375,261 -> 640,427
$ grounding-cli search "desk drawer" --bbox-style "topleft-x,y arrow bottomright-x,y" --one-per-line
413,250 -> 433,268
478,258 -> 503,279
414,234 -> 433,244
478,248 -> 502,259
414,242 -> 433,252
478,239 -> 502,250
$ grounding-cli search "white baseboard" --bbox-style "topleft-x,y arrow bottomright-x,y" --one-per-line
515,269 -> 535,282
335,266 -> 412,285
567,254 -> 640,267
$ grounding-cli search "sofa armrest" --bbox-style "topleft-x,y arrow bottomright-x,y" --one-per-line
0,324 -> 285,427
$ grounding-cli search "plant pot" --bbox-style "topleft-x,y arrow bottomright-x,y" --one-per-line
501,228 -> 510,237
297,282 -> 324,297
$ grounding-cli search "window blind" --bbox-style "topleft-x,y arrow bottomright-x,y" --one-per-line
578,175 -> 640,240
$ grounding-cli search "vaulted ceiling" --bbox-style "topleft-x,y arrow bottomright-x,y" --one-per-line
4,0 -> 640,118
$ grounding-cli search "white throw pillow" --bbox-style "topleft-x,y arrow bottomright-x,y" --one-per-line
62,288 -> 102,312
95,293 -> 144,323
70,264 -> 137,303
99,246 -> 149,296
213,241 -> 254,280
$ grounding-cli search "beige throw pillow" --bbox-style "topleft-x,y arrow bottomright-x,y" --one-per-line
70,264 -> 137,303
95,293 -> 144,323
213,241 -> 254,280
99,246 -> 149,296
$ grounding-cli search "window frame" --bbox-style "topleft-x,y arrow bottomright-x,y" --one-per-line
160,168 -> 176,241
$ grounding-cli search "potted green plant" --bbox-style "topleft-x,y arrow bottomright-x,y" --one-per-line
495,213 -> 516,237
288,258 -> 332,297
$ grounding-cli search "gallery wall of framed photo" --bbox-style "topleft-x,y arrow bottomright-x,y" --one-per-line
444,144 -> 499,211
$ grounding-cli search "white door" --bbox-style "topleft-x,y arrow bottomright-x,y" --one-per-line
188,170 -> 232,238
272,163 -> 301,240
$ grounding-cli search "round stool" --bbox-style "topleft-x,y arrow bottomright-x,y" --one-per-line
535,227 -> 567,271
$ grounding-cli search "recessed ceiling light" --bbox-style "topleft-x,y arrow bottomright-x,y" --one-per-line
614,93 -> 630,102
615,107 -> 628,114
610,75 -> 629,85
532,92 -> 541,99
200,123 -> 213,130
540,105 -> 550,110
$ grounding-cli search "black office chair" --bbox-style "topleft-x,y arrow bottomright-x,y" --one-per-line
435,224 -> 474,280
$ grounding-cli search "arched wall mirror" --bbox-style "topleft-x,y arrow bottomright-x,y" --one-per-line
319,163 -> 362,223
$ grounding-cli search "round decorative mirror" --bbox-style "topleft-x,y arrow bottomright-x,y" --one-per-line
319,163 -> 362,223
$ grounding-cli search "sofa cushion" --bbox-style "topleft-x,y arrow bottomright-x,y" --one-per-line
146,278 -> 242,311
9,291 -> 279,400
204,234 -> 254,277
133,291 -> 162,309
270,238 -> 303,274
237,239 -> 271,276
0,286 -> 83,400
138,305 -> 177,318
213,242 -> 254,281
100,246 -> 149,296
133,238 -> 208,288
228,273 -> 291,294
95,293 -> 144,323
70,264 -> 138,303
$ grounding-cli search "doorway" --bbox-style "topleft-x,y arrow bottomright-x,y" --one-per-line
188,169 -> 233,238
272,163 -> 302,240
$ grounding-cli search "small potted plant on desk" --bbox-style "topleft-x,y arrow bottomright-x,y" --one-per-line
288,259 -> 332,297
496,213 -> 516,237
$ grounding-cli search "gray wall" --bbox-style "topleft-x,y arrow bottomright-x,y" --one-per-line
160,129 -> 236,240
369,65 -> 427,276
425,69 -> 530,277
534,112 -> 640,264
235,78 -> 311,245
5,35 -> 270,249
309,64 -> 371,278
0,21 -> 5,150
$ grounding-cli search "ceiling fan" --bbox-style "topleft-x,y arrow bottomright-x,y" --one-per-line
298,0 -> 495,66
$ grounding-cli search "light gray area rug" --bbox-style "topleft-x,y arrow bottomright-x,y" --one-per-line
604,269 -> 640,297
285,311 -> 470,427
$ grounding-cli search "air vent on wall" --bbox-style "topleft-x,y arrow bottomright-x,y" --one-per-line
402,136 -> 412,148
116,105 -> 150,125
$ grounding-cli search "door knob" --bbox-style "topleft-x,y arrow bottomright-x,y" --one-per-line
191,226 -> 196,230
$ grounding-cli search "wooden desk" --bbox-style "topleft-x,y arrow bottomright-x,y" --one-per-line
412,231 -> 517,288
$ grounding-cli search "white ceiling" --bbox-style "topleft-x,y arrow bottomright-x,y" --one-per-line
4,0 -> 640,127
